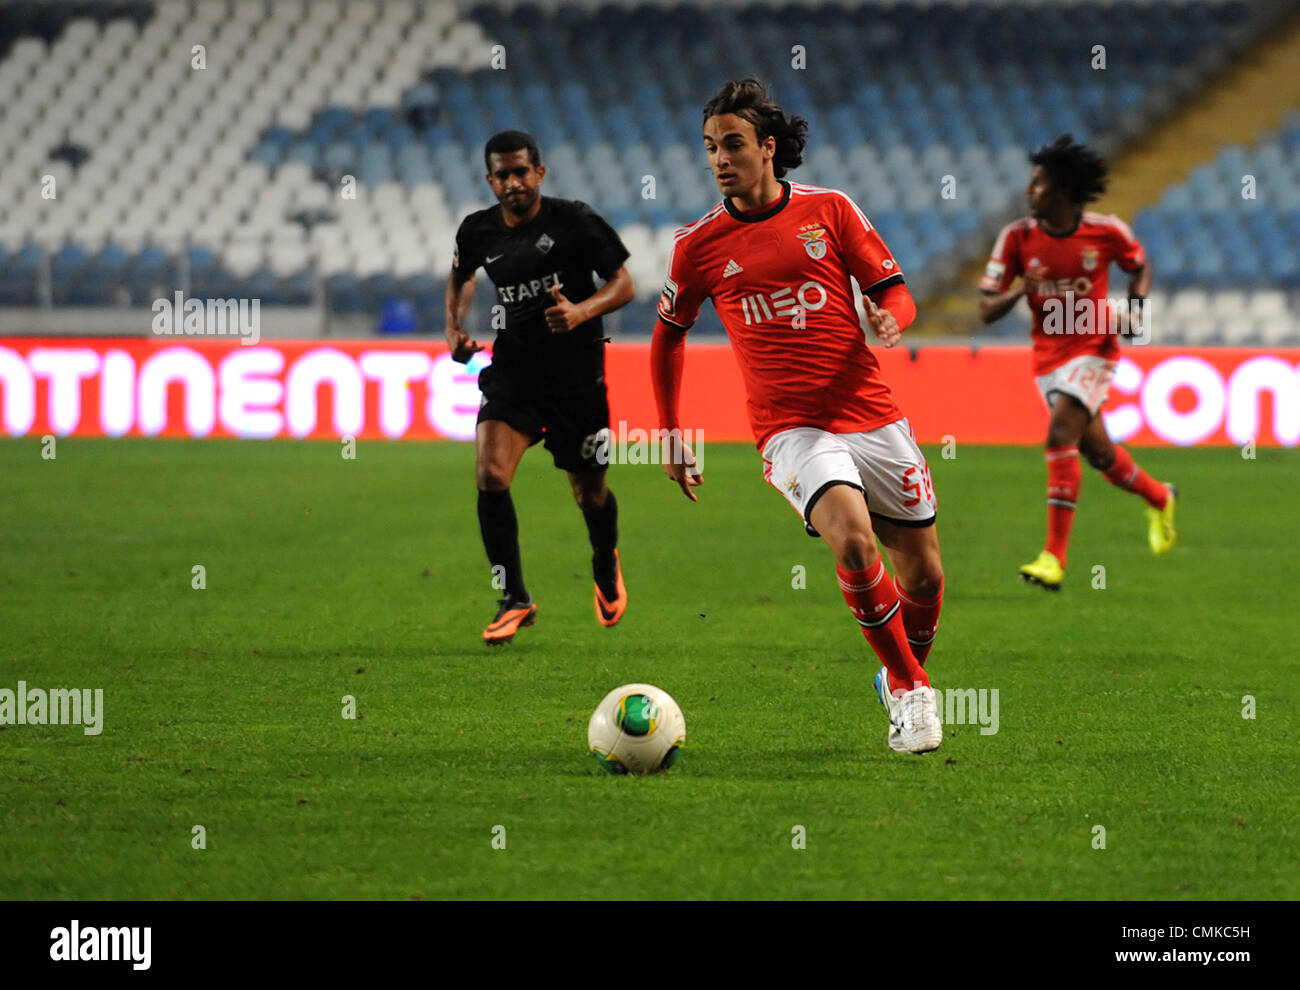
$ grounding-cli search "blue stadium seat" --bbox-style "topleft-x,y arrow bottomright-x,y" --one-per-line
13,0 -> 1281,315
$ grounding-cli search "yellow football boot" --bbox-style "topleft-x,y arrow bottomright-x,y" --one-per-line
1019,550 -> 1064,591
1147,484 -> 1178,555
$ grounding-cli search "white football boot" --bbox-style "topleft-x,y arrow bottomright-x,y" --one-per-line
874,666 -> 906,752
875,666 -> 943,754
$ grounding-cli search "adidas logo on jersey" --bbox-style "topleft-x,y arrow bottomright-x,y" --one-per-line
723,259 -> 743,278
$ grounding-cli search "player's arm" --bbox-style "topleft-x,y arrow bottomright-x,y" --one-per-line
1117,259 -> 1151,339
445,247 -> 483,363
978,284 -> 1026,324
1112,216 -> 1151,336
864,280 -> 917,347
547,203 -> 637,333
651,237 -> 707,501
832,193 -> 914,346
1126,260 -> 1151,299
977,222 -> 1026,324
545,265 -> 635,334
650,317 -> 702,501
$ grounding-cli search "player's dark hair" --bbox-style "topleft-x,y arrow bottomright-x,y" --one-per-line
484,130 -> 541,171
1030,134 -> 1108,205
702,78 -> 808,178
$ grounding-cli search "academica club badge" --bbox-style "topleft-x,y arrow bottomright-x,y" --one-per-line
797,223 -> 828,261
1081,248 -> 1098,271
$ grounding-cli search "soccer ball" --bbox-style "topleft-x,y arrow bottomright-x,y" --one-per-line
587,683 -> 686,775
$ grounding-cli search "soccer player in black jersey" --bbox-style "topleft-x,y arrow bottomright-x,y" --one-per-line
446,130 -> 636,644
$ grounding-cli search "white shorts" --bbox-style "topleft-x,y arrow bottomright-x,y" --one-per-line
1036,354 -> 1116,417
761,419 -> 937,537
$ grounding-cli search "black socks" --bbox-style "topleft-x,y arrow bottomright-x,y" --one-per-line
479,487 -> 620,603
477,488 -> 528,603
583,490 -> 619,597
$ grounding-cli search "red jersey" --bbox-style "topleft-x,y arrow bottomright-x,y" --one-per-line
657,180 -> 905,449
980,211 -> 1146,375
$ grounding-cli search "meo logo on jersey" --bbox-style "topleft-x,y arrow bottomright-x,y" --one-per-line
1039,275 -> 1094,297
740,280 -> 828,325
1028,258 -> 1092,296
797,223 -> 828,260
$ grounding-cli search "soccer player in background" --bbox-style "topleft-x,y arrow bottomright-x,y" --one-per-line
446,130 -> 636,643
979,135 -> 1176,591
651,79 -> 944,755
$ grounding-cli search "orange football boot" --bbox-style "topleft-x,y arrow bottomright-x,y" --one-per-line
483,598 -> 537,645
593,550 -> 627,627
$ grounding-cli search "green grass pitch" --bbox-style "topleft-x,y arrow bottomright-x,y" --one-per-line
1,437 -> 1296,899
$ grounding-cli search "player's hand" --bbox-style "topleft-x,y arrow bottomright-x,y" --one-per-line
1021,266 -> 1048,296
661,432 -> 703,502
864,295 -> 902,348
445,327 -> 483,364
1117,297 -> 1148,341
545,284 -> 586,333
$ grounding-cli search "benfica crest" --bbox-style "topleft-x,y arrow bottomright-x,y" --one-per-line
1081,248 -> 1099,271
797,223 -> 828,260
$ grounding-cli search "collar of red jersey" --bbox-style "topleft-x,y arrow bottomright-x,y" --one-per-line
1034,213 -> 1082,239
724,180 -> 792,224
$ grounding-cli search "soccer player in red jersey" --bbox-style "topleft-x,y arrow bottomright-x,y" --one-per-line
650,79 -> 944,755
979,135 -> 1177,591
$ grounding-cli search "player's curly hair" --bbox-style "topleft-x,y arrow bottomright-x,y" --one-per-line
702,78 -> 808,178
1030,134 -> 1109,205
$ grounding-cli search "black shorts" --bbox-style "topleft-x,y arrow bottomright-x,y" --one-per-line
476,363 -> 610,474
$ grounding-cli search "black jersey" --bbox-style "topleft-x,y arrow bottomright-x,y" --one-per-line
453,196 -> 630,391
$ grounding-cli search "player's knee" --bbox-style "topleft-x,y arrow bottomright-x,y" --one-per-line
902,567 -> 944,599
1045,424 -> 1075,450
476,464 -> 512,492
836,532 -> 880,571
570,477 -> 608,511
1084,446 -> 1114,472
574,489 -> 606,512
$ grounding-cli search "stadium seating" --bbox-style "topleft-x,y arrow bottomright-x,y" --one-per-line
1131,113 -> 1300,343
0,0 -> 1294,342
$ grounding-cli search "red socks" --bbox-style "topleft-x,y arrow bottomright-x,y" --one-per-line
1103,445 -> 1168,509
1042,444 -> 1166,566
837,560 -> 929,695
897,578 -> 943,668
1045,446 -> 1081,565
